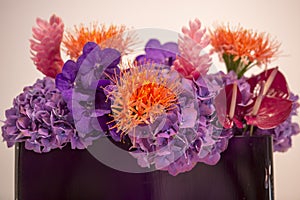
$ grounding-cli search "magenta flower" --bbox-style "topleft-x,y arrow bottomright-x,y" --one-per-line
254,93 -> 299,152
214,83 -> 244,129
215,68 -> 293,130
30,14 -> 64,78
212,71 -> 251,129
244,68 -> 292,129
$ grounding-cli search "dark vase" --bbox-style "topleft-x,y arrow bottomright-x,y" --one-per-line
15,135 -> 274,200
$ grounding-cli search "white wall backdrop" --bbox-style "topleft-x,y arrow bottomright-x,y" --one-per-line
1,0 -> 300,199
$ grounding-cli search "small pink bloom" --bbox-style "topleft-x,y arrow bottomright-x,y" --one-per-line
173,18 -> 211,80
30,15 -> 64,78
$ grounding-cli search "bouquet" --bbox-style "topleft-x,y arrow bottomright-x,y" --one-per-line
2,15 -> 299,176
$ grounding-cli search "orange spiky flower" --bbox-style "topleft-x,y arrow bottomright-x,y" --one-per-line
210,24 -> 280,78
63,23 -> 136,60
106,63 -> 180,139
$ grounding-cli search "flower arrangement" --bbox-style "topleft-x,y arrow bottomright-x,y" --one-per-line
2,15 -> 299,176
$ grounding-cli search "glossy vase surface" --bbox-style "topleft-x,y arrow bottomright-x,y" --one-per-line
16,135 -> 274,200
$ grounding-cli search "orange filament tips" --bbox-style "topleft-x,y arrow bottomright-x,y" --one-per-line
129,82 -> 177,124
106,64 -> 180,135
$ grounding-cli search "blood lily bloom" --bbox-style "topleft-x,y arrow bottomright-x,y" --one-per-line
106,62 -> 231,175
105,63 -> 181,138
63,23 -> 136,60
210,24 -> 280,78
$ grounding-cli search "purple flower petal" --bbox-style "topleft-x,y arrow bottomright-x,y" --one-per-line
135,39 -> 179,66
61,60 -> 79,82
1,77 -> 82,153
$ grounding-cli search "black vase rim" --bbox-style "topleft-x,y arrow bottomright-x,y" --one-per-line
231,135 -> 273,139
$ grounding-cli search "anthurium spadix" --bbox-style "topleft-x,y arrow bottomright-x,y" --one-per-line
214,82 -> 245,129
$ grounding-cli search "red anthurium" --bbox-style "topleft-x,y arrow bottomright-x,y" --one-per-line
244,67 -> 293,129
214,83 -> 244,129
244,96 -> 292,129
247,67 -> 289,99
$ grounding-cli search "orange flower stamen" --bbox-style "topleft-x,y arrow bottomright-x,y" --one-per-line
63,23 -> 135,59
210,24 -> 280,66
106,63 -> 180,135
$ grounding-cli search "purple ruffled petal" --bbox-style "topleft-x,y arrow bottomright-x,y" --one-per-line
1,77 -> 82,153
135,39 -> 179,66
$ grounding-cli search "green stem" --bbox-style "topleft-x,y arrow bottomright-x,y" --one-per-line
237,62 -> 257,78
222,54 -> 232,72
223,54 -> 260,78
242,124 -> 248,135
223,54 -> 242,75
249,125 -> 254,136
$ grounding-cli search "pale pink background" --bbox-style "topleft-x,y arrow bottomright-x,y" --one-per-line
1,0 -> 300,199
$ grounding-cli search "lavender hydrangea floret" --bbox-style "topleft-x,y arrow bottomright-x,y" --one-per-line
1,77 -> 86,153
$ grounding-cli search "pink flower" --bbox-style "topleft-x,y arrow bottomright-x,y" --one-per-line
30,15 -> 64,78
173,18 -> 211,80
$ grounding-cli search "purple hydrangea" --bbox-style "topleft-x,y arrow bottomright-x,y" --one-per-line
194,76 -> 233,164
135,39 -> 179,66
56,42 -> 121,141
1,77 -> 86,153
127,69 -> 232,175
